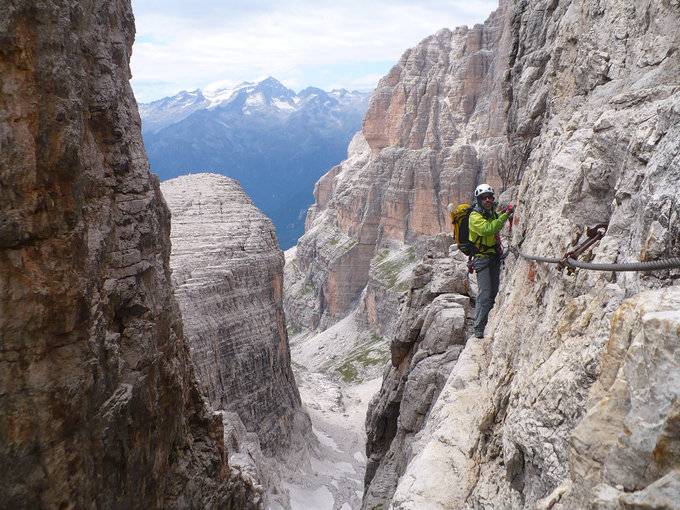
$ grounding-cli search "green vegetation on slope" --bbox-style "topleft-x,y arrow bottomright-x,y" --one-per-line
335,332 -> 390,383
372,246 -> 416,291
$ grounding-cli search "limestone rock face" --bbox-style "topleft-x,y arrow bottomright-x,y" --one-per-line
363,247 -> 471,510
0,2 -> 258,508
568,288 -> 680,508
161,174 -> 308,454
285,4 -> 513,334
365,0 -> 680,508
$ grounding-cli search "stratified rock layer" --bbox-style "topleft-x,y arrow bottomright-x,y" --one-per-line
0,2 -> 258,507
362,0 -> 680,508
161,174 -> 307,454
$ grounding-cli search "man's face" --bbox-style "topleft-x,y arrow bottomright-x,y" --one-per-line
480,193 -> 495,210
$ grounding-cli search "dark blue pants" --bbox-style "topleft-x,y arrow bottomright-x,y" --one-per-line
474,255 -> 501,336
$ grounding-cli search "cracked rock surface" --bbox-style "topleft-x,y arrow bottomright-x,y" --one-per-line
361,0 -> 680,508
0,3 -> 259,508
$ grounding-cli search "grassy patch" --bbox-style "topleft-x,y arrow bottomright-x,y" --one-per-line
374,249 -> 390,265
301,282 -> 316,295
406,245 -> 416,263
334,333 -> 389,383
327,234 -> 358,253
337,362 -> 359,383
396,282 -> 410,293
344,239 -> 358,251
373,246 -> 416,290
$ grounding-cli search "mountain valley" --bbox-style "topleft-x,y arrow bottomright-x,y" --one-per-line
140,79 -> 369,249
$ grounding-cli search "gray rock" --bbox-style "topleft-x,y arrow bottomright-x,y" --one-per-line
362,252 -> 471,510
162,174 -> 313,507
428,257 -> 470,296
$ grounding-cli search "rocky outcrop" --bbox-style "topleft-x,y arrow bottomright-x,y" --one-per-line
0,2 -> 259,508
364,0 -> 680,508
567,288 -> 680,508
161,173 -> 309,455
285,2 -> 513,335
363,242 -> 472,509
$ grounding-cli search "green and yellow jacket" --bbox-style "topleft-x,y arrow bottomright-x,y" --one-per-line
468,207 -> 509,257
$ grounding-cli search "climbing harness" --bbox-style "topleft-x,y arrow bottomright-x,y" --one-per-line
510,222 -> 680,272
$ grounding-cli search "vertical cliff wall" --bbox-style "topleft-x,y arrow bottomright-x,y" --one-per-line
363,0 -> 680,508
161,173 -> 309,455
285,2 -> 514,335
0,2 -> 259,507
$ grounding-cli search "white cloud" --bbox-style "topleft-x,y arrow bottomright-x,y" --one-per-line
130,0 -> 499,102
328,73 -> 389,92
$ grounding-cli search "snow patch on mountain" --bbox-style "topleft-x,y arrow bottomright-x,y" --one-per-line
245,91 -> 266,108
141,77 -> 369,135
204,87 -> 239,108
139,77 -> 371,249
273,98 -> 295,111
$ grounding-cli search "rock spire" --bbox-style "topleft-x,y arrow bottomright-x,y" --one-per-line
161,173 -> 310,455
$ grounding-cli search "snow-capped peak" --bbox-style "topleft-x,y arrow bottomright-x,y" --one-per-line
201,77 -> 297,110
139,78 -> 371,133
204,81 -> 255,108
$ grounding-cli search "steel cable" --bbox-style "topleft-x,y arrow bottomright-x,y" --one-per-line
509,246 -> 680,271
565,257 -> 680,272
512,249 -> 562,264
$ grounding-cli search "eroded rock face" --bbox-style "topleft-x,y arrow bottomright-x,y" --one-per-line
568,288 -> 680,508
285,3 -> 513,334
161,174 -> 308,454
0,3 -> 259,508
371,0 -> 680,508
362,246 -> 471,510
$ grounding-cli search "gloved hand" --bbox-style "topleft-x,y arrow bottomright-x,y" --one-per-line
504,203 -> 514,219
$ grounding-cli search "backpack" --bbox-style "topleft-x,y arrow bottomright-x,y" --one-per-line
450,203 -> 476,256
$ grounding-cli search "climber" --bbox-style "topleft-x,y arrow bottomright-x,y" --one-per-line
469,184 -> 512,338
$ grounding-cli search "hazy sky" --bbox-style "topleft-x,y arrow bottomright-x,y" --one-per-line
130,0 -> 498,103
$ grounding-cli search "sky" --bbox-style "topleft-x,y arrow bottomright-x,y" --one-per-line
130,0 -> 499,103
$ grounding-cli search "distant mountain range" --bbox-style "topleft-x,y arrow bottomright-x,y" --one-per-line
139,77 -> 370,248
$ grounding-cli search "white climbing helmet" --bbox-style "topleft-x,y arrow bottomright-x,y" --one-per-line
474,183 -> 495,198
447,203 -> 454,213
